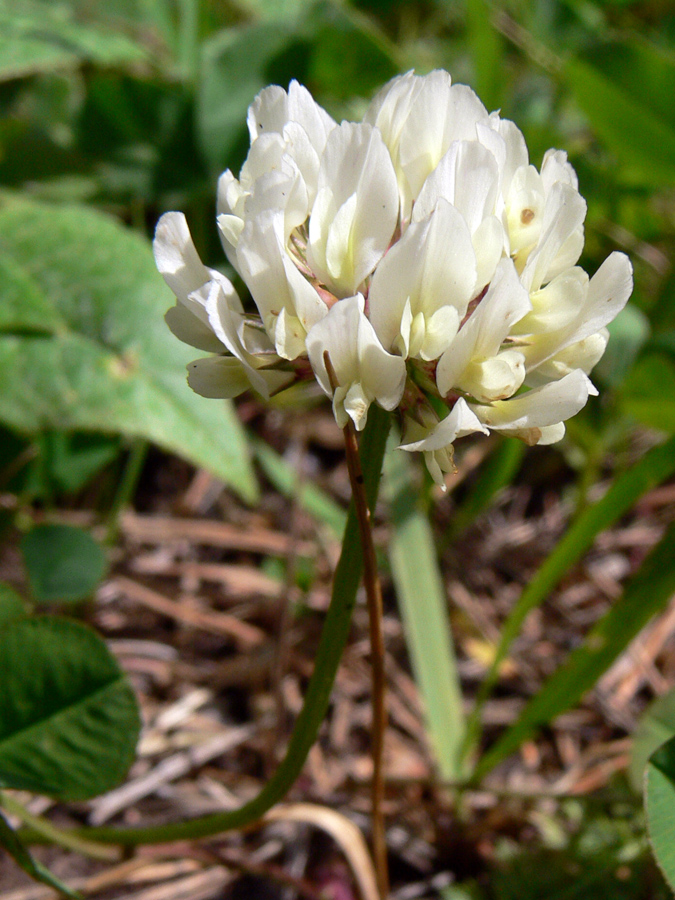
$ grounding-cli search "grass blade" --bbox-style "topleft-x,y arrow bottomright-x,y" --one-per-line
385,444 -> 465,780
253,438 -> 346,536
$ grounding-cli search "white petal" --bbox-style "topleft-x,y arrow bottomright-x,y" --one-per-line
154,212 -> 209,310
187,356 -> 252,399
307,122 -> 399,296
458,349 -> 526,402
582,252 -> 634,336
398,75 -> 489,199
369,199 -> 476,355
436,258 -> 530,396
472,215 -> 506,290
537,423 -> 566,444
399,398 -> 488,452
247,85 -> 288,141
414,140 -> 500,235
357,312 -> 407,411
306,295 -> 362,397
305,295 -> 405,428
165,304 -> 224,353
520,183 -> 587,291
237,210 -> 326,354
472,369 -> 592,431
541,149 -> 578,192
520,253 -> 632,371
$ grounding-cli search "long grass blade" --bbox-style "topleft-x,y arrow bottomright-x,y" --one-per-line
385,444 -> 466,780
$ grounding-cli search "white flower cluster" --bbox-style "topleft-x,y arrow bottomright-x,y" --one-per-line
154,71 -> 633,486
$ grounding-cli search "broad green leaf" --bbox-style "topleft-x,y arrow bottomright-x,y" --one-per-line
464,433 -> 675,761
0,809 -> 81,900
0,194 -> 257,503
0,0 -> 149,81
0,254 -> 62,336
0,583 -> 26,627
621,353 -> 675,434
21,524 -> 107,604
646,734 -> 675,892
563,55 -> 675,186
37,432 -> 121,495
0,616 -> 140,799
475,520 -> 675,779
631,688 -> 675,792
385,444 -> 465,780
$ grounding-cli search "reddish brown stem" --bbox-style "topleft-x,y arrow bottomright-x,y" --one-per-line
324,352 -> 389,899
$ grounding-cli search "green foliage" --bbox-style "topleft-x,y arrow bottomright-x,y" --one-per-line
631,688 -> 675,793
0,582 -> 26,626
0,810 -> 81,899
646,735 -> 675,892
385,439 -> 466,781
21,524 -> 107,604
0,193 -> 257,502
0,615 -> 140,799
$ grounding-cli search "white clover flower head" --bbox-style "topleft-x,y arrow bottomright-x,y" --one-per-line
154,71 -> 633,486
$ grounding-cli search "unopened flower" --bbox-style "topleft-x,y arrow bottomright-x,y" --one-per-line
155,70 -> 633,486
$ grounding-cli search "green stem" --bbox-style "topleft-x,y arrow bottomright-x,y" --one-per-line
106,439 -> 149,545
25,407 -> 390,847
0,793 -> 118,861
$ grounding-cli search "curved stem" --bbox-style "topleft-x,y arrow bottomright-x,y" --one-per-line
21,408 -> 390,849
0,793 -> 119,861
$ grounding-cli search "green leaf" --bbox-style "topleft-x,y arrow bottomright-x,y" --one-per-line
594,304 -> 650,389
475,520 -> 675,779
0,809 -> 81,899
646,734 -> 675,892
0,193 -> 257,503
465,433 -> 675,762
621,353 -> 675,434
0,0 -> 149,81
385,445 -> 465,780
0,253 -> 63,336
563,54 -> 675,186
21,524 -> 107,604
0,583 -> 26,628
0,616 -> 140,799
631,688 -> 675,792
